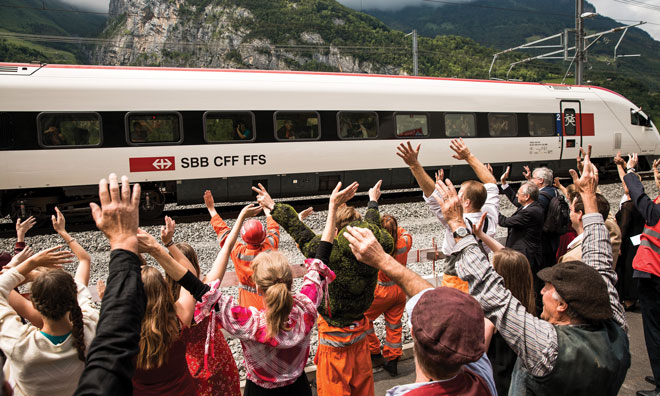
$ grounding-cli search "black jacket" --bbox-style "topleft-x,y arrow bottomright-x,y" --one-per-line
499,189 -> 545,269
624,172 -> 660,226
74,249 -> 146,396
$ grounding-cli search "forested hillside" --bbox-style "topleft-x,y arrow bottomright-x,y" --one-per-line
0,0 -> 106,63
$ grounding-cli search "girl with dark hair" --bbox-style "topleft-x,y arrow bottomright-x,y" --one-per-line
0,244 -> 98,396
161,216 -> 242,396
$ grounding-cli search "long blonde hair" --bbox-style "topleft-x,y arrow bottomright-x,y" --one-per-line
251,251 -> 293,338
137,266 -> 180,370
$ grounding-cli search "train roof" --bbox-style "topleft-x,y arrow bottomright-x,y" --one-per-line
0,62 -> 635,113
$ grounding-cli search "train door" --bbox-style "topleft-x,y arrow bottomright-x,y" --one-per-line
559,100 -> 582,161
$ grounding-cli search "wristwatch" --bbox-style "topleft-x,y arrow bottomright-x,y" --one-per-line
626,167 -> 636,173
453,227 -> 471,239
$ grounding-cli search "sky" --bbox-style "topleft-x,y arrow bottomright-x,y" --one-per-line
59,0 -> 660,40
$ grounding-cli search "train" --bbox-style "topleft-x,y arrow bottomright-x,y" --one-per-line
0,62 -> 658,220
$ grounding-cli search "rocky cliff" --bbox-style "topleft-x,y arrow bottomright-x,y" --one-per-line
92,0 -> 403,74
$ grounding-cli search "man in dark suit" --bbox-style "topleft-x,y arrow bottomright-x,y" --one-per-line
499,181 -> 545,270
499,180 -> 545,315
501,166 -> 560,270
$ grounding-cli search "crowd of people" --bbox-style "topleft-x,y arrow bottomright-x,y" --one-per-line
0,139 -> 658,396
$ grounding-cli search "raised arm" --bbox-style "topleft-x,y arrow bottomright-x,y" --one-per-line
15,216 -> 36,248
365,179 -> 383,226
435,176 -> 558,377
345,226 -> 432,297
449,138 -> 497,184
159,216 -> 197,276
396,141 -> 435,197
470,212 -> 504,253
571,148 -> 627,331
76,174 -> 145,396
623,153 -> 660,226
52,207 -> 91,286
205,204 -> 263,284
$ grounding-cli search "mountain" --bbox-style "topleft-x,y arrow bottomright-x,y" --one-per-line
364,0 -> 660,104
0,0 -> 107,63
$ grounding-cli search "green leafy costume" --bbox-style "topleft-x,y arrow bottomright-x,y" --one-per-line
271,202 -> 394,328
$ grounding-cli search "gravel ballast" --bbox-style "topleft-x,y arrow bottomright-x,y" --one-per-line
1,179 -> 657,380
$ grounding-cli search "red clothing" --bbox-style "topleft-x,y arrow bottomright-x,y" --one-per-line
132,336 -> 197,396
210,214 -> 280,310
633,217 -> 660,278
183,315 -> 241,396
556,229 -> 578,260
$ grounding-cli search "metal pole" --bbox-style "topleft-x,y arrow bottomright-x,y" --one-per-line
413,29 -> 418,76
575,0 -> 584,84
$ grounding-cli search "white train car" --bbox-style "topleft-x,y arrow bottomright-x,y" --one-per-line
0,62 -> 658,219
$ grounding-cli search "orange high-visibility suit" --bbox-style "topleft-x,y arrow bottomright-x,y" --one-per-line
315,316 -> 375,396
364,227 -> 412,360
211,214 -> 280,310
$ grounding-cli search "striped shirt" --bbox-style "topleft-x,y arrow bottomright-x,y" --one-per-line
455,213 -> 628,377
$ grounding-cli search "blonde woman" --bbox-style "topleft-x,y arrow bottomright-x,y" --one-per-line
152,183 -> 355,395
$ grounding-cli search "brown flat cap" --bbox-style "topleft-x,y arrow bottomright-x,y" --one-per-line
411,287 -> 485,366
538,260 -> 612,322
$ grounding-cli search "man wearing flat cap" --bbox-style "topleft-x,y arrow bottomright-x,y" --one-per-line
431,147 -> 630,395
345,229 -> 496,395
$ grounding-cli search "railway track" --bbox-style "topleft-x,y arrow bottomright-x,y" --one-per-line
0,189 -> 425,238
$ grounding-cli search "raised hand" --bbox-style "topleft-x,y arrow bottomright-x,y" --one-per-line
160,216 -> 175,245
627,153 -> 639,169
576,145 -> 592,175
449,138 -> 471,161
331,181 -> 359,210
569,145 -> 598,196
239,203 -> 263,219
473,212 -> 488,239
298,207 -> 314,221
500,166 -> 511,185
137,229 -> 161,255
432,178 -> 465,231
369,180 -> 382,202
396,141 -> 421,167
435,169 -> 445,185
96,279 -> 106,300
6,246 -> 34,268
16,216 -> 36,242
203,190 -> 217,216
344,226 -> 388,268
613,151 -> 626,167
252,183 -> 275,212
28,246 -> 74,269
522,165 -> 532,181
51,207 -> 67,235
90,173 -> 141,253
486,163 -> 494,175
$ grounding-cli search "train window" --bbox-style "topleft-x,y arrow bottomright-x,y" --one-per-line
631,109 -> 652,127
488,113 -> 517,137
126,113 -> 182,144
274,111 -> 320,141
395,113 -> 429,137
563,109 -> 577,136
37,112 -> 102,147
337,112 -> 378,139
204,112 -> 255,143
528,114 -> 556,136
444,113 -> 476,137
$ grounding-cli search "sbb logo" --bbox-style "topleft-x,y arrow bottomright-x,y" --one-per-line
129,157 -> 175,172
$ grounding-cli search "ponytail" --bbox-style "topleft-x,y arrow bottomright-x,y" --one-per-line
264,282 -> 293,338
251,251 -> 294,339
69,301 -> 86,361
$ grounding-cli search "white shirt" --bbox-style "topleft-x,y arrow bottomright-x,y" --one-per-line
424,182 -> 500,256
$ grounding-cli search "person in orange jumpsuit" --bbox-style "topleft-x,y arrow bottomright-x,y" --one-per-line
364,214 -> 412,377
204,190 -> 279,310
